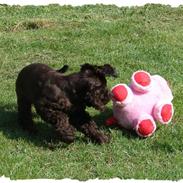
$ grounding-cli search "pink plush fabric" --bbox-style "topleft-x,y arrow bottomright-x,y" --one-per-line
107,70 -> 174,137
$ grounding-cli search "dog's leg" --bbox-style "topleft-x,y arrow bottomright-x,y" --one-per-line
35,102 -> 76,144
17,97 -> 36,133
54,112 -> 76,144
71,111 -> 110,144
79,120 -> 110,144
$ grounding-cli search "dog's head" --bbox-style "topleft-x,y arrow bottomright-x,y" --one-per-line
80,63 -> 117,111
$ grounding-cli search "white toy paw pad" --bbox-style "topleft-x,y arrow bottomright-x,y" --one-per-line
136,119 -> 156,137
111,84 -> 128,102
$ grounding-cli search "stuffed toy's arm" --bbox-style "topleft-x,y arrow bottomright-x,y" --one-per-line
111,84 -> 133,106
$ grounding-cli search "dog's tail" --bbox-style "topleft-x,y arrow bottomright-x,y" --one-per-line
57,65 -> 69,73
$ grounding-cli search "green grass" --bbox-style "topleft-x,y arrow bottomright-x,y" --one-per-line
0,3 -> 183,180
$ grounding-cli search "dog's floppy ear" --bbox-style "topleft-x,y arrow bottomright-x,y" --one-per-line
81,63 -> 118,77
57,65 -> 69,73
97,64 -> 118,77
80,63 -> 95,74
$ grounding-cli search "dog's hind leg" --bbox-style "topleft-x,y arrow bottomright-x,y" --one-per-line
35,102 -> 76,144
17,97 -> 36,133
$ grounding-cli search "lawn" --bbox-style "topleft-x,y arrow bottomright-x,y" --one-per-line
0,3 -> 183,180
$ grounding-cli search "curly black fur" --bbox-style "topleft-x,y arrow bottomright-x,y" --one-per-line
16,63 -> 117,144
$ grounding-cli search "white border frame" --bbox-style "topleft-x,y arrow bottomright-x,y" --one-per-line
0,0 -> 182,7
0,0 -> 181,182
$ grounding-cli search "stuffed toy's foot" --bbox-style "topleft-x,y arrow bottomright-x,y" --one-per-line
153,101 -> 174,124
131,70 -> 152,93
135,115 -> 156,137
106,116 -> 117,126
111,84 -> 133,106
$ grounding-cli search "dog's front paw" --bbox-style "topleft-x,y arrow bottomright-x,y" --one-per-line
58,127 -> 76,144
97,133 -> 111,144
61,135 -> 75,144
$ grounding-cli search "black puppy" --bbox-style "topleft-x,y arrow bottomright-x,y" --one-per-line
16,63 -> 117,144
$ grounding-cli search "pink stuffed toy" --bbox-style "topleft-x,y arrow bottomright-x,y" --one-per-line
106,70 -> 174,137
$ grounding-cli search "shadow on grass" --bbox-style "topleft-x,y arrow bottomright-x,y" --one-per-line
0,103 -> 71,150
0,104 -> 138,149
